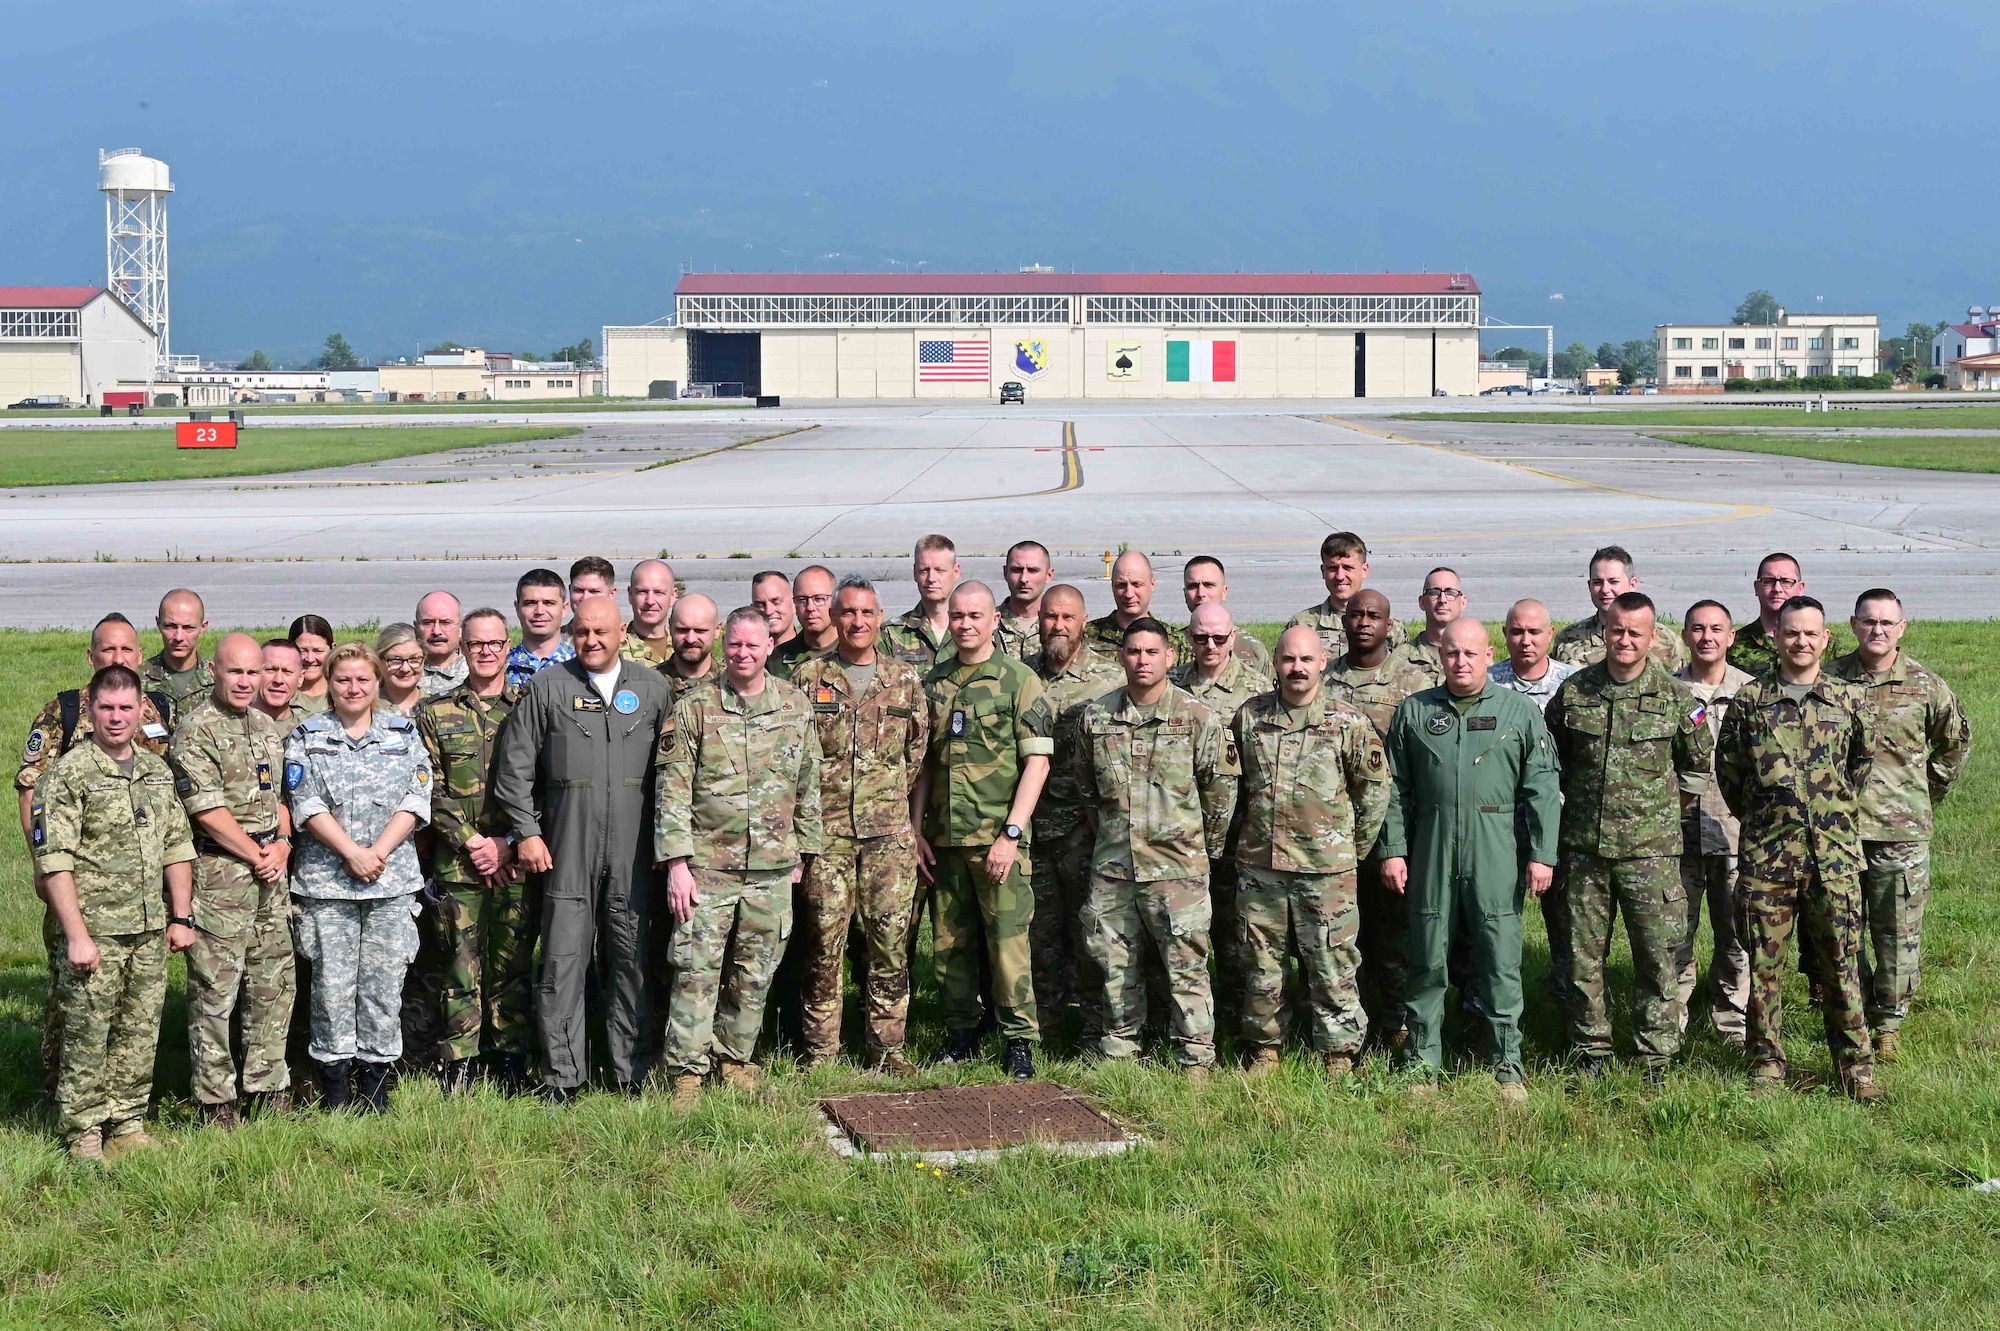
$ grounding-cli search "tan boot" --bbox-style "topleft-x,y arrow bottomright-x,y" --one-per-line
67,1129 -> 104,1162
1244,1047 -> 1280,1079
1494,1077 -> 1528,1106
719,1060 -> 759,1093
102,1129 -> 159,1160
670,1074 -> 704,1107
199,1099 -> 238,1131
1874,1030 -> 1900,1064
798,1047 -> 838,1073
874,1049 -> 918,1078
1748,1063 -> 1787,1096
1323,1053 -> 1354,1080
1843,1068 -> 1885,1105
1184,1064 -> 1212,1087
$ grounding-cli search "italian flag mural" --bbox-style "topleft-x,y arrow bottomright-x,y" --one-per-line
1165,339 -> 1236,383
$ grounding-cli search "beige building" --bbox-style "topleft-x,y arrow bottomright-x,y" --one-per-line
375,349 -> 602,402
606,272 -> 1482,400
0,286 -> 159,404
1655,312 -> 1879,386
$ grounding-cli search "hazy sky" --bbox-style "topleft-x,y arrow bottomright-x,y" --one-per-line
5,1 -> 1992,362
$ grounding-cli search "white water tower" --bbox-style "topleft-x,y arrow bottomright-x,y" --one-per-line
99,147 -> 174,366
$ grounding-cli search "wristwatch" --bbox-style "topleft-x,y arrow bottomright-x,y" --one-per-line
169,914 -> 196,930
1003,823 -> 1023,841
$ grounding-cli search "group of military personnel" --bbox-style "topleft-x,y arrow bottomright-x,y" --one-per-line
18,533 -> 1970,1157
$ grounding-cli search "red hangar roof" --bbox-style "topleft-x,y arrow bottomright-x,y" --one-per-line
0,286 -> 109,308
675,272 -> 1479,296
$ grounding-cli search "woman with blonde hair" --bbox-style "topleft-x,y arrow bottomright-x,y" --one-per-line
374,623 -> 426,717
284,640 -> 432,1112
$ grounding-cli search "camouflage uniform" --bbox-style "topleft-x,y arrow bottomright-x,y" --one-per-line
1544,661 -> 1713,1068
1552,615 -> 1690,672
420,655 -> 469,698
1086,612 -> 1190,662
286,711 -> 433,1066
1231,689 -> 1391,1056
1324,651 -> 1435,1043
770,634 -> 836,682
1386,627 -> 1445,688
790,654 -> 927,1061
1071,685 -> 1238,1065
1168,650 -> 1266,1019
1726,621 -> 1780,679
923,652 -> 1057,1042
620,630 -> 672,673
882,607 -> 950,669
1827,650 -> 1971,1035
169,698 -> 296,1105
32,743 -> 194,1146
1672,663 -> 1754,1044
18,687 -> 174,1099
1284,597 -> 1349,663
1490,658 -> 1580,712
413,682 -> 530,1065
140,652 -> 215,729
1222,629 -> 1274,682
655,679 -> 823,1075
1380,684 -> 1561,1082
995,610 -> 1041,661
1029,644 -> 1126,1037
1715,674 -> 1875,1082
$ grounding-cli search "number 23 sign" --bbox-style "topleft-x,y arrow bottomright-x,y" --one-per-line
175,421 -> 238,449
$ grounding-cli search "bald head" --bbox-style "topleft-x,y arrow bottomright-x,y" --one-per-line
155,587 -> 208,671
214,632 -> 264,712
1349,589 -> 1390,617
1110,551 -> 1156,620
671,592 -> 717,630
1341,588 -> 1396,659
669,592 -> 719,671
1440,618 -> 1492,697
572,595 -> 622,635
1502,599 -> 1555,677
1275,624 -> 1326,703
415,590 -> 463,664
571,594 -> 624,672
950,580 -> 997,612
159,588 -> 204,621
948,580 -> 998,657
628,558 -> 678,637
1189,602 -> 1234,635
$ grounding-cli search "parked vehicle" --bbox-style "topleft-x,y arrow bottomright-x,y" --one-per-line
999,381 -> 1025,404
7,395 -> 70,410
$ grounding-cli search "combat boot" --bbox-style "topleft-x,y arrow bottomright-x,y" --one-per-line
873,1049 -> 918,1078
67,1129 -> 104,1162
439,1059 -> 476,1096
256,1090 -> 293,1117
1575,1055 -> 1610,1081
354,1062 -> 391,1114
1748,1063 -> 1786,1096
719,1059 -> 759,1093
102,1128 -> 159,1159
940,1029 -> 981,1065
1495,1077 -> 1528,1106
1244,1047 -> 1280,1079
1843,1069 -> 1885,1105
1004,1038 -> 1035,1081
1874,1030 -> 1901,1064
199,1099 -> 238,1131
317,1059 -> 353,1111
489,1052 -> 527,1096
1323,1053 -> 1354,1080
798,1047 -> 838,1073
1184,1064 -> 1212,1087
671,1074 -> 704,1107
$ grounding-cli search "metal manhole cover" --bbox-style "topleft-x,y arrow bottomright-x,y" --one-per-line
819,1081 -> 1136,1162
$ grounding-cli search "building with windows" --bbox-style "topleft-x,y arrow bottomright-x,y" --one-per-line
1654,312 -> 1879,387
0,286 -> 159,404
374,350 -> 602,402
605,272 -> 1482,400
1931,316 -> 2000,372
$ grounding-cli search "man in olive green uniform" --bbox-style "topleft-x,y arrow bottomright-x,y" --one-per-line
1286,530 -> 1371,662
1182,556 -> 1273,681
788,577 -> 928,1071
1544,593 -> 1713,1080
1323,590 -> 1433,1047
1086,551 -> 1190,660
619,559 -> 680,672
414,608 -> 529,1092
1379,619 -> 1561,1098
141,587 -> 216,726
656,607 -> 822,1098
1072,618 -> 1238,1073
1828,588 -> 1972,1061
1727,552 -> 1807,678
1551,545 -> 1690,672
772,565 -> 839,680
1233,626 -> 1391,1077
996,540 -> 1053,660
1028,584 -> 1125,1041
663,593 -> 722,695
33,665 -> 198,1159
17,614 -> 174,1101
882,534 -> 959,667
1716,595 -> 1880,1101
169,633 -> 295,1126
491,596 -> 676,1095
917,581 -> 1056,1078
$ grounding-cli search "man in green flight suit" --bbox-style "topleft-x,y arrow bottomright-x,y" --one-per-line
1378,618 -> 1561,1101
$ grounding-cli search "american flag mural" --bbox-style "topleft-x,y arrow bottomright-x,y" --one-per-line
918,338 -> 991,382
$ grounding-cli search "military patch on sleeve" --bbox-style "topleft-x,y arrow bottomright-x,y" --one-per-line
174,774 -> 194,795
256,761 -> 273,792
23,729 -> 45,758
1368,748 -> 1384,772
1688,704 -> 1707,726
415,767 -> 431,787
29,798 -> 44,847
285,761 -> 305,791
1224,739 -> 1239,768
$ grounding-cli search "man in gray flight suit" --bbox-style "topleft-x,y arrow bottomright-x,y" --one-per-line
491,596 -> 674,1096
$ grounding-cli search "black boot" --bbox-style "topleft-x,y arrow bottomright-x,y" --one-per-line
941,1029 -> 981,1065
1005,1038 -> 1035,1081
439,1059 -> 475,1096
354,1061 -> 391,1114
489,1052 -> 527,1096
318,1059 -> 353,1111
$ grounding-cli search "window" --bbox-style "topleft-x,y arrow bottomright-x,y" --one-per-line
1781,365 -> 1799,378
1701,337 -> 1720,350
1700,365 -> 1720,378
546,379 -> 572,388
1810,363 -> 1830,375
1754,364 -> 1770,377
1781,336 -> 1799,350
1672,337 -> 1692,350
1754,337 -> 1771,349
1727,337 -> 1745,350
1838,336 -> 1859,349
1838,365 -> 1857,376
1674,365 -> 1693,378
1808,337 -> 1825,350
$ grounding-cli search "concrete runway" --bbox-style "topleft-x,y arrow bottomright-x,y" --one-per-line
2,400 -> 1996,629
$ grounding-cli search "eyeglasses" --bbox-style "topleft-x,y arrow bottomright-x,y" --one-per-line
1420,587 -> 1465,600
1854,618 -> 1900,630
1188,633 -> 1233,646
794,594 -> 833,608
1755,576 -> 1802,590
466,639 -> 510,653
383,656 -> 424,670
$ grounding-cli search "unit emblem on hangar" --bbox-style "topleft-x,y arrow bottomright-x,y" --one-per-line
1106,343 -> 1142,380
1013,339 -> 1049,379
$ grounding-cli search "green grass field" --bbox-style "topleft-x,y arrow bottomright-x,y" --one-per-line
0,426 -> 580,487
1399,404 -> 2000,429
1650,433 -> 2000,474
2,623 -> 1996,1326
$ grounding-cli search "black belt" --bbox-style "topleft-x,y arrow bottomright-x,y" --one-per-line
196,827 -> 280,856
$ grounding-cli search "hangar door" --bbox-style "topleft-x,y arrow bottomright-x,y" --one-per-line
687,330 -> 761,397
